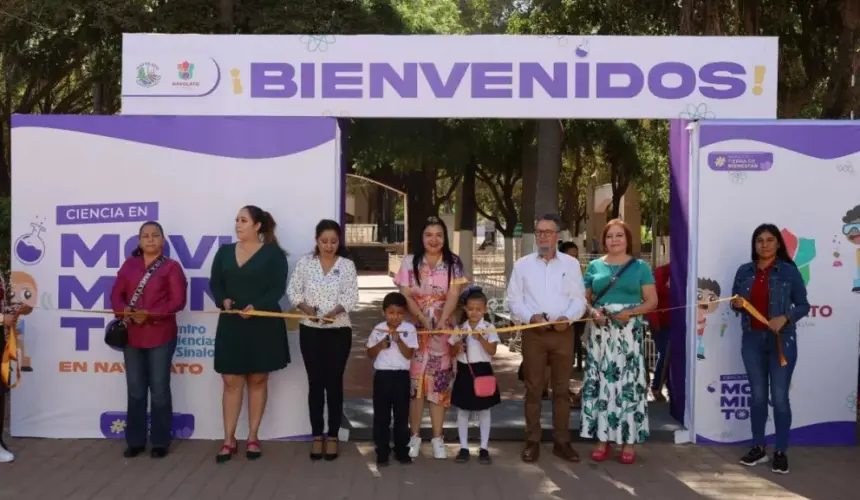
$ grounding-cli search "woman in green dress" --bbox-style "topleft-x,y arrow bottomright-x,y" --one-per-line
580,219 -> 657,465
209,205 -> 289,463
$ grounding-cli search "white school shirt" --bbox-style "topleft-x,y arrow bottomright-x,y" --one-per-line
287,254 -> 359,328
505,251 -> 587,324
367,321 -> 419,371
447,319 -> 500,364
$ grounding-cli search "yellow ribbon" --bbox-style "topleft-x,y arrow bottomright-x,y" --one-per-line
1,308 -> 331,390
3,294 -> 779,389
374,296 -> 738,335
372,295 -> 777,345
737,297 -> 787,367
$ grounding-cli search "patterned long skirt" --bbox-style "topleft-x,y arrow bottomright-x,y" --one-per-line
580,303 -> 650,444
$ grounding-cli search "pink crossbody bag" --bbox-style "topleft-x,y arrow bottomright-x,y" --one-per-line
464,335 -> 497,397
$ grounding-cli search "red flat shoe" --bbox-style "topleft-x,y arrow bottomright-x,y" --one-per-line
590,444 -> 611,462
216,442 -> 238,463
246,440 -> 262,460
620,449 -> 636,464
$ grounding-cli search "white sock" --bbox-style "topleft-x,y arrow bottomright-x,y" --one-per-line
478,409 -> 491,450
457,408 -> 470,449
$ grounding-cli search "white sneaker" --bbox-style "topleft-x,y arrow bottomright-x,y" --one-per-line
431,436 -> 447,459
0,443 -> 14,463
408,435 -> 422,458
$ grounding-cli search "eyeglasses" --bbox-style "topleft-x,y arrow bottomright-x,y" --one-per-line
536,230 -> 557,237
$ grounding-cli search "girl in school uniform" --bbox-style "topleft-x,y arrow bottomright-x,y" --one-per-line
448,287 -> 501,464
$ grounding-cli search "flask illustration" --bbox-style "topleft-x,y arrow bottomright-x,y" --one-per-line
14,220 -> 47,265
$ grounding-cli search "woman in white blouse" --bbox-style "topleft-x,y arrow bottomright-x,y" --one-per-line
287,219 -> 359,462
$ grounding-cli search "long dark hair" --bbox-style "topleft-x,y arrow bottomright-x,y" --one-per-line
412,216 -> 458,287
242,205 -> 279,246
750,223 -> 796,267
313,219 -> 349,258
131,221 -> 165,258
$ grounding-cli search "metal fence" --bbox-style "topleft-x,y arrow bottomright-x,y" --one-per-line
345,223 -> 404,245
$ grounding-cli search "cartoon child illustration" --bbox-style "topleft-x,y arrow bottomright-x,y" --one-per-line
9,271 -> 37,372
842,205 -> 860,292
696,278 -> 722,360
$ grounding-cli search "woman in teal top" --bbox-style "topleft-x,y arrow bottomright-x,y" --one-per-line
580,220 -> 657,465
209,205 -> 289,463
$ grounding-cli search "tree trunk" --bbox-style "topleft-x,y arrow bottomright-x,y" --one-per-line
610,187 -> 625,219
93,81 -> 104,114
404,163 -> 435,253
374,186 -> 387,242
703,0 -> 722,35
743,0 -> 760,35
458,157 -> 477,277
504,235 -> 515,281
534,120 -> 562,219
520,121 -> 538,255
680,0 -> 697,35
219,0 -> 234,33
822,0 -> 860,118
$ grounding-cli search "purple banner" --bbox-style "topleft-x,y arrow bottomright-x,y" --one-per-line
707,152 -> 773,171
697,421 -> 857,446
100,411 -> 195,439
56,202 -> 159,226
12,115 -> 337,160
668,119 -> 690,425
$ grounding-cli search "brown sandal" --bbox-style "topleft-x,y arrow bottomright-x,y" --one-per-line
324,438 -> 339,461
310,437 -> 324,461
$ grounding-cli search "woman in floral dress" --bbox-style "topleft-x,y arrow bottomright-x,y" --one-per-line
580,219 -> 657,465
394,216 -> 468,460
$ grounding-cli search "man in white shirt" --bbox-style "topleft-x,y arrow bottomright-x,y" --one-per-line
506,214 -> 587,463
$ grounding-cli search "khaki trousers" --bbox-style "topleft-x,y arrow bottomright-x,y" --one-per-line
522,326 -> 574,443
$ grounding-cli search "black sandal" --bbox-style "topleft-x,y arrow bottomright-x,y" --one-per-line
310,436 -> 324,461
324,438 -> 339,461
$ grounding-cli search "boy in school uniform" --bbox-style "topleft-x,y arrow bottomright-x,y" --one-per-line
367,292 -> 419,466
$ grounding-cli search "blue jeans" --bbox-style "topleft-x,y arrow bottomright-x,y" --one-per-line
741,331 -> 797,452
124,339 -> 177,448
650,329 -> 670,391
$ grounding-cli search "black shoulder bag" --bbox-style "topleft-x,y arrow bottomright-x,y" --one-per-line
104,256 -> 167,349
591,258 -> 637,309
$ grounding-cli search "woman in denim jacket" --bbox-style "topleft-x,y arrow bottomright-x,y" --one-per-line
730,223 -> 809,475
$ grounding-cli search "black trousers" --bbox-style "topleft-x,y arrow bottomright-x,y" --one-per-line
299,324 -> 352,437
372,370 -> 410,459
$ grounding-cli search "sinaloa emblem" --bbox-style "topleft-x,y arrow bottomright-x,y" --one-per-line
136,63 -> 161,88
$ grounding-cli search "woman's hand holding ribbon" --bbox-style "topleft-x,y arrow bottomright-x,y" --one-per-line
611,311 -> 632,324
239,305 -> 254,320
591,308 -> 607,327
768,315 -> 788,333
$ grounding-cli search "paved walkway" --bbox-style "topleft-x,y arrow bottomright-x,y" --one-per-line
2,274 -> 859,499
2,439 -> 858,499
